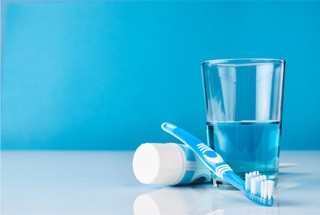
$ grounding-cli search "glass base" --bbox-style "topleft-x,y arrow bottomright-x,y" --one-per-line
212,179 -> 237,190
212,172 -> 278,190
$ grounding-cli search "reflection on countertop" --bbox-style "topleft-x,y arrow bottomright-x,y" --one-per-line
133,174 -> 300,215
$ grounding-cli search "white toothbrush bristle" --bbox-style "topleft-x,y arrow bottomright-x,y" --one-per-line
245,173 -> 249,190
267,180 -> 275,200
245,171 -> 274,201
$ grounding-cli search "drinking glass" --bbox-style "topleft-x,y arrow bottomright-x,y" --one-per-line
201,58 -> 285,188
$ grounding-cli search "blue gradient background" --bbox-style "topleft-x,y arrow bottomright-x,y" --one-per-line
2,1 -> 320,150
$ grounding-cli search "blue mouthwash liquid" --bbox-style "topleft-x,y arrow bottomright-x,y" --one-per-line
207,121 -> 280,183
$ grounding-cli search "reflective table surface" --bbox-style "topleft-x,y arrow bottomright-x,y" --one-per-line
1,150 -> 320,214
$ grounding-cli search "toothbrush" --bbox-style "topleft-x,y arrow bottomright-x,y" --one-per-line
161,122 -> 275,207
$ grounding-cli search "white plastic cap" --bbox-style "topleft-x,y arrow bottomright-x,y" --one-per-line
132,143 -> 185,185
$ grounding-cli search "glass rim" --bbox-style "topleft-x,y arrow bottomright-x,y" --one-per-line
201,58 -> 285,67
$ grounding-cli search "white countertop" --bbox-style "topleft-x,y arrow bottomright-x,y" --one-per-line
1,150 -> 320,215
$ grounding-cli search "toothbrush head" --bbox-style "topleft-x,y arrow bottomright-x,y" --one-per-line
243,171 -> 275,206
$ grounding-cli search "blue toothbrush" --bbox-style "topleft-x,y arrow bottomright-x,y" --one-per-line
161,122 -> 275,207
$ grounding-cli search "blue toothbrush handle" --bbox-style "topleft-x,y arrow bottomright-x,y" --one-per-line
161,122 -> 244,190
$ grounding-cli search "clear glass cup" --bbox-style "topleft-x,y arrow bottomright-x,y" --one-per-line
201,58 -> 285,188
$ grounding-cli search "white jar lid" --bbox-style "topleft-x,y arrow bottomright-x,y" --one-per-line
132,143 -> 185,185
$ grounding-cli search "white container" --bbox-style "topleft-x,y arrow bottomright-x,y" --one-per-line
132,143 -> 212,185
